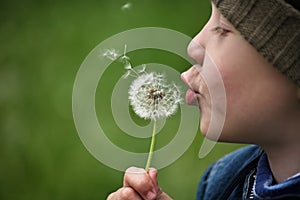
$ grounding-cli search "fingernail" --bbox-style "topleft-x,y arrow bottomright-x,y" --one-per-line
146,191 -> 156,200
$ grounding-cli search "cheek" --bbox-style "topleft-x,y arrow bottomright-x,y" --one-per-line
212,39 -> 260,116
198,84 -> 212,135
217,54 -> 260,123
214,47 -> 298,142
219,65 -> 245,107
199,57 -> 228,137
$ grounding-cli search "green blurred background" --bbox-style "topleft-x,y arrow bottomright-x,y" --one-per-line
0,0 -> 245,199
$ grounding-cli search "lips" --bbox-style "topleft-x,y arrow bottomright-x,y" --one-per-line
185,89 -> 199,106
181,72 -> 200,106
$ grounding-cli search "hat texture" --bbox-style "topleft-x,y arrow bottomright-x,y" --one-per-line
212,0 -> 300,87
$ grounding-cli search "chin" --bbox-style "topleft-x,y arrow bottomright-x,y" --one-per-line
200,118 -> 207,132
200,122 -> 220,142
199,111 -> 214,138
200,119 -> 226,142
204,133 -> 221,142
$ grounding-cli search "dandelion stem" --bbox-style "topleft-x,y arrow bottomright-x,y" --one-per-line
145,119 -> 157,172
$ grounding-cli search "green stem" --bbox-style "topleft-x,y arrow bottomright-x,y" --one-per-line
145,119 -> 157,171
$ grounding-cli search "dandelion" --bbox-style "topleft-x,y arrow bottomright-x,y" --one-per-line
128,72 -> 181,120
103,44 -> 182,171
128,70 -> 181,170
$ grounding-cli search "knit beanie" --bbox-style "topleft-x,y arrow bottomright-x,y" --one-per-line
212,0 -> 300,87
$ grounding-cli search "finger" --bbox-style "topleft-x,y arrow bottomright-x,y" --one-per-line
148,168 -> 158,185
107,187 -> 142,200
148,168 -> 161,193
148,168 -> 173,200
124,167 -> 156,200
148,168 -> 165,199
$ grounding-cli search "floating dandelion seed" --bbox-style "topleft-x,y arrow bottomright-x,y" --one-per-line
120,44 -> 130,63
137,64 -> 147,74
121,2 -> 132,11
102,48 -> 119,61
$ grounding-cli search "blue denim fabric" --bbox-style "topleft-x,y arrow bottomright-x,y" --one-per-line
254,153 -> 300,199
196,145 -> 300,200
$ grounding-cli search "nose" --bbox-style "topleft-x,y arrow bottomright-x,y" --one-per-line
187,41 -> 205,66
187,31 -> 206,66
181,66 -> 201,92
181,29 -> 206,88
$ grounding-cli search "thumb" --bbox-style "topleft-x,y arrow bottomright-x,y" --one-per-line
148,168 -> 161,194
148,168 -> 173,200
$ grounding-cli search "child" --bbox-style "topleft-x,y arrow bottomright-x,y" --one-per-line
107,0 -> 300,199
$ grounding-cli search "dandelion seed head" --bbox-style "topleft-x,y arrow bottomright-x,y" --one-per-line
128,72 -> 182,120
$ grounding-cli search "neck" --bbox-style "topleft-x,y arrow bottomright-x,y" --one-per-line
263,144 -> 300,183
260,114 -> 300,183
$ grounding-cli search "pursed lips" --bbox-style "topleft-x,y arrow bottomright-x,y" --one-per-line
180,71 -> 201,106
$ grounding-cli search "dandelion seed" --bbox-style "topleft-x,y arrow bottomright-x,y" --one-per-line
137,64 -> 147,74
122,70 -> 131,79
124,60 -> 132,70
121,2 -> 132,11
120,44 -> 130,63
102,49 -> 119,61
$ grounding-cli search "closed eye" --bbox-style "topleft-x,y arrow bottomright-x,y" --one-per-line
212,26 -> 230,36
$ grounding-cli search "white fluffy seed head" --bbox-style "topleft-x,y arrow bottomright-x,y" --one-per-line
128,72 -> 182,120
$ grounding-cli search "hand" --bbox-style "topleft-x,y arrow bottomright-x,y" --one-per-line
107,167 -> 172,200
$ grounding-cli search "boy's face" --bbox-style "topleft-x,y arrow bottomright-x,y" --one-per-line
181,3 -> 299,144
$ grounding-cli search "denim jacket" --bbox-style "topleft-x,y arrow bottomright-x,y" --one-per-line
196,145 -> 300,200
